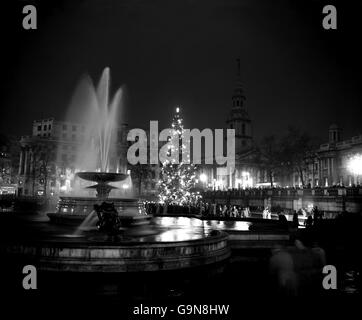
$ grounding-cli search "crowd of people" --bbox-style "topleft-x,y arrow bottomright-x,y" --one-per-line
146,200 -> 331,230
144,200 -> 325,228
206,183 -> 362,191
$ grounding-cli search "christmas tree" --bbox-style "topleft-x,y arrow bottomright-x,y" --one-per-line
158,107 -> 201,205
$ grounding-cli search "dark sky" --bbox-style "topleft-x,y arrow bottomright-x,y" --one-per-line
2,0 -> 362,143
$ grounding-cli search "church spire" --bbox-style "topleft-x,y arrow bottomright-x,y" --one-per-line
232,58 -> 245,109
236,58 -> 241,77
226,58 -> 253,153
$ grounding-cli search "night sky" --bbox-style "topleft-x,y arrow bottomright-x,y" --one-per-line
2,0 -> 361,143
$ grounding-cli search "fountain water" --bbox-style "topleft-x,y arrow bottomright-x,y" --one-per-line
48,68 -> 147,225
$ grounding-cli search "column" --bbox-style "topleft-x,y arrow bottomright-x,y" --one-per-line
331,158 -> 336,185
18,148 -> 24,175
23,148 -> 29,176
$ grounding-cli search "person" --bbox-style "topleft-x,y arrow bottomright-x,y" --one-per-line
267,208 -> 271,219
269,238 -> 326,296
305,215 -> 313,228
278,213 -> 288,229
292,211 -> 299,228
312,206 -> 320,220
222,204 -> 227,217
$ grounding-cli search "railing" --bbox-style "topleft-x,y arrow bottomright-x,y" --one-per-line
203,187 -> 362,199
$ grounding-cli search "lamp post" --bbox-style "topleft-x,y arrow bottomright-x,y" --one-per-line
199,173 -> 207,190
347,154 -> 362,185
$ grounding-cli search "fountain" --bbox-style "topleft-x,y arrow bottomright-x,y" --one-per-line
34,68 -> 230,273
47,68 -> 150,226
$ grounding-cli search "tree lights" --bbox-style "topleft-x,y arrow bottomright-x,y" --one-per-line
158,108 -> 201,205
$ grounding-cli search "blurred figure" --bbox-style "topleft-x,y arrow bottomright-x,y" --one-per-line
263,206 -> 271,219
269,238 -> 326,296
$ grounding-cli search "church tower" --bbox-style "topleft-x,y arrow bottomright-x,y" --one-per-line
226,59 -> 253,154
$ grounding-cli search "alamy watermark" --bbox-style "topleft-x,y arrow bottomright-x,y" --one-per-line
127,121 -> 235,173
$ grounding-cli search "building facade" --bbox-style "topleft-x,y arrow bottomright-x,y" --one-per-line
303,124 -> 362,187
18,118 -> 128,196
197,59 -> 266,190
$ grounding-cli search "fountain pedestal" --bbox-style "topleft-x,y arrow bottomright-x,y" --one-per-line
47,172 -> 152,226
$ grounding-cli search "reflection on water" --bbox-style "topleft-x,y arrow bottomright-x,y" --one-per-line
154,217 -> 251,232
145,229 -> 206,242
139,217 -> 252,242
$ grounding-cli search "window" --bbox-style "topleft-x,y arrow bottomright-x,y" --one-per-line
242,123 -> 246,135
48,124 -> 52,130
72,125 -> 77,131
242,140 -> 247,147
71,134 -> 76,141
43,125 -> 47,130
62,133 -> 67,139
37,125 -> 42,131
62,124 -> 67,130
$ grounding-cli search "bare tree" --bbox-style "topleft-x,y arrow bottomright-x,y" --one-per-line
130,163 -> 152,197
256,135 -> 283,187
281,127 -> 316,187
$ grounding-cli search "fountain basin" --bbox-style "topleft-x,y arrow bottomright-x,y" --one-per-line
48,196 -> 150,225
1,231 -> 230,272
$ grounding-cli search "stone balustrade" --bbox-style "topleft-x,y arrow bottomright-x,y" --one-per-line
202,187 -> 362,216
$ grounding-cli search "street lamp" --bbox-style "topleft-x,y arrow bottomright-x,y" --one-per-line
347,154 -> 362,175
200,173 -> 207,183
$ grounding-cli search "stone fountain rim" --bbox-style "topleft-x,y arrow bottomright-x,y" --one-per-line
1,230 -> 228,247
76,171 -> 128,183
